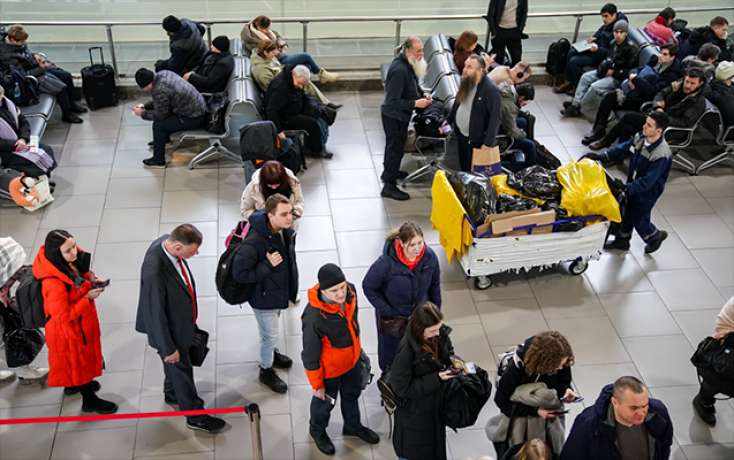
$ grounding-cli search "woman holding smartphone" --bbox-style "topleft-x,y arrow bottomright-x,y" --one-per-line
388,302 -> 457,460
32,229 -> 117,414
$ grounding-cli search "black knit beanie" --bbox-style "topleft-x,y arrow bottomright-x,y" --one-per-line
162,15 -> 182,33
135,68 -> 155,88
318,263 -> 346,290
212,36 -> 230,53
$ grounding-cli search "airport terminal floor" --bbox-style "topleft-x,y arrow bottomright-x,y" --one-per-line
0,84 -> 733,459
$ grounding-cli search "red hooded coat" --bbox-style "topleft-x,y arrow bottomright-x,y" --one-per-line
32,246 -> 103,387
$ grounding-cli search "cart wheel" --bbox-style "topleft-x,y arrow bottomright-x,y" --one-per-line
474,276 -> 493,290
568,258 -> 588,276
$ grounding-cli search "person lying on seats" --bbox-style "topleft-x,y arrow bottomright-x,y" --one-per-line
132,68 -> 207,169
589,66 -> 708,151
585,111 -> 672,254
561,20 -> 638,117
183,35 -> 234,94
155,15 -> 207,76
241,15 -> 339,83
583,42 -> 682,146
252,42 -> 340,109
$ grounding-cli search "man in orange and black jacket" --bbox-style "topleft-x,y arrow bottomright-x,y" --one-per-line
301,263 -> 379,456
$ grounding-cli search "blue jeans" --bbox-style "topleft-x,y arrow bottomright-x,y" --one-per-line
253,309 -> 280,369
280,52 -> 320,73
565,48 -> 604,86
573,71 -> 618,105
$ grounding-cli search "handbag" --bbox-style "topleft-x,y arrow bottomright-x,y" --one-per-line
358,350 -> 373,390
189,326 -> 210,367
377,315 -> 409,338
1,304 -> 45,367
691,335 -> 734,380
37,72 -> 67,95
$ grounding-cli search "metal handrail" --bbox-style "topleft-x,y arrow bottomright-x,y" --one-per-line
3,5 -> 732,77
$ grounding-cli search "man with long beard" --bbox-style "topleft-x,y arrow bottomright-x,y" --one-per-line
448,54 -> 502,172
380,36 -> 432,201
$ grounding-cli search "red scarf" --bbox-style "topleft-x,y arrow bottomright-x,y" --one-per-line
394,239 -> 425,271
654,15 -> 667,26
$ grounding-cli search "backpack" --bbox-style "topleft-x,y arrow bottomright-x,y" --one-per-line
0,67 -> 39,107
413,100 -> 447,137
205,91 -> 229,134
545,38 -> 570,77
215,221 -> 266,305
0,303 -> 45,367
13,266 -> 50,329
377,372 -> 401,439
496,345 -> 522,386
241,120 -> 306,173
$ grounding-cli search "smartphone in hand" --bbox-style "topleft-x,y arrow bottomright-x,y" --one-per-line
92,279 -> 110,289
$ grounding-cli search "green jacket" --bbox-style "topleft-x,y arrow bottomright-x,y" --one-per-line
500,87 -> 526,140
251,53 -> 282,92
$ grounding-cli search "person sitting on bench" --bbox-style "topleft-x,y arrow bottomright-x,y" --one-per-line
499,82 -> 537,171
183,35 -> 234,94
155,15 -> 207,75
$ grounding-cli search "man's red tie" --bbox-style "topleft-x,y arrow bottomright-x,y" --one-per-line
177,258 -> 198,323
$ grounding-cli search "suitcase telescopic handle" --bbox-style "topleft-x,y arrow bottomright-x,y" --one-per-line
89,46 -> 105,66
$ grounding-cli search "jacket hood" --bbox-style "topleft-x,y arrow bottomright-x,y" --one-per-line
171,19 -> 195,41
592,383 -> 615,420
247,209 -> 270,236
32,244 -> 91,285
307,283 -> 355,315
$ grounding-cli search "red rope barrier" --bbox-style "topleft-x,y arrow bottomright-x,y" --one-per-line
0,406 -> 246,426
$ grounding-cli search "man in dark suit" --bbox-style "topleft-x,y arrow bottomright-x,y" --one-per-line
448,54 -> 502,172
136,224 -> 226,433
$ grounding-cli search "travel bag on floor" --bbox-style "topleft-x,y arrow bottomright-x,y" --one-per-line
81,47 -> 118,110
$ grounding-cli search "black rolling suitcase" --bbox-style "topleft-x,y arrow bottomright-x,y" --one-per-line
81,47 -> 118,110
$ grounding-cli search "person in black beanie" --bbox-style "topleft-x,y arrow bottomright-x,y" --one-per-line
132,67 -> 207,168
184,35 -> 235,94
301,263 -> 379,456
155,15 -> 207,75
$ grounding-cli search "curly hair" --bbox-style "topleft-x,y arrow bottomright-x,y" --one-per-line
523,331 -> 574,376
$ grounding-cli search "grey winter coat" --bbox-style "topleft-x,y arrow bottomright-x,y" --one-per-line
142,70 -> 207,122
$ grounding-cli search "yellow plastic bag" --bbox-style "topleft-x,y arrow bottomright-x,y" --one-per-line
556,159 -> 621,222
490,174 -> 544,205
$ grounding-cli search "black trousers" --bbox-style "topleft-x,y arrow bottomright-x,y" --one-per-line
491,28 -> 523,66
594,91 -> 646,131
456,132 -> 479,172
0,143 -> 55,178
152,115 -> 206,161
309,364 -> 362,434
697,368 -> 734,405
284,114 -> 324,153
381,114 -> 409,184
163,360 -> 205,420
46,68 -> 77,115
602,111 -> 646,145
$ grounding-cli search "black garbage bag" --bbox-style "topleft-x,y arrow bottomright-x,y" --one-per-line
496,194 -> 537,213
506,165 -> 562,200
542,200 -> 568,219
0,305 -> 45,368
447,170 -> 497,224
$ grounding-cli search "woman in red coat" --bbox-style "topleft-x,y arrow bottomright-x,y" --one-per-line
32,229 -> 117,414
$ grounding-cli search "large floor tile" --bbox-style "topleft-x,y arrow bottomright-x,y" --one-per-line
60,139 -> 117,166
707,197 -> 734,229
111,148 -> 165,178
92,241 -> 150,280
100,321 -> 147,372
656,182 -> 714,216
448,428 -> 497,459
681,443 -> 734,460
652,385 -> 734,446
0,212 -> 41,247
667,214 -> 734,249
691,248 -> 734,287
599,292 -> 681,337
97,279 -> 141,324
0,404 -> 59,460
623,335 -> 698,387
630,232 -> 699,272
449,323 -> 496,373
300,184 -> 331,216
297,215 -> 337,251
187,255 -> 218,297
325,169 -> 381,199
547,316 -> 630,365
164,167 -> 219,191
440,282 -> 480,325
647,269 -> 724,311
330,198 -> 389,232
672,309 -> 722,347
216,361 -> 291,416
476,297 -> 548,346
52,165 -> 111,196
106,176 -> 164,208
430,244 -> 466,283
323,143 -> 374,170
571,363 -> 641,404
690,174 -> 734,198
530,273 -> 606,319
584,253 -> 653,294
161,190 -> 218,222
335,230 -> 386,268
51,426 -> 136,460
98,207 -> 160,243
41,194 -> 105,228
134,396 -> 214,457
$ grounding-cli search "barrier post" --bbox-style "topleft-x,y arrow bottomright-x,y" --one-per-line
247,403 -> 264,460
104,24 -> 119,78
394,20 -> 402,49
206,23 -> 213,47
301,21 -> 309,53
484,21 -> 491,51
572,15 -> 584,42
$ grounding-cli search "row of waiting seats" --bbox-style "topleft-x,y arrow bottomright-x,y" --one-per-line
19,88 -> 56,142
173,37 -> 265,169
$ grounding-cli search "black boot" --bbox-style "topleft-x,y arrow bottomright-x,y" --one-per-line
80,382 -> 118,415
693,394 -> 716,426
71,102 -> 88,114
381,183 -> 410,201
259,367 -> 287,394
64,379 -> 100,396
589,137 -> 613,151
560,103 -> 580,117
604,236 -> 630,251
644,230 -> 668,254
582,127 -> 605,146
310,428 -> 336,455
343,424 -> 380,444
273,349 -> 293,369
187,415 -> 227,433
62,113 -> 83,124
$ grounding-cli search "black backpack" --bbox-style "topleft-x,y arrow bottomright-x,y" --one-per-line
13,267 -> 50,329
0,303 -> 45,367
240,120 -> 306,173
413,100 -> 446,137
215,221 -> 265,305
545,38 -> 571,77
206,91 -> 229,134
0,67 -> 40,107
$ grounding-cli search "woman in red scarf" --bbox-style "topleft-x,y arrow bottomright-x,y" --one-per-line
644,7 -> 677,46
363,222 -> 442,373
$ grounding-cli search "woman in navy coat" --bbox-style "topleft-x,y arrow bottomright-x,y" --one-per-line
362,222 -> 441,372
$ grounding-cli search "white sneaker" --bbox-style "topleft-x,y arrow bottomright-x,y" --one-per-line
16,366 -> 49,382
0,370 -> 16,382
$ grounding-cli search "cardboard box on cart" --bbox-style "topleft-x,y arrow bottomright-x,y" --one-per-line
475,208 -> 556,237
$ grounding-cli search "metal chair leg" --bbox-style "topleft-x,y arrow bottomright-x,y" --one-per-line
188,145 -> 221,169
671,151 -> 696,175
696,149 -> 734,175
401,161 -> 437,186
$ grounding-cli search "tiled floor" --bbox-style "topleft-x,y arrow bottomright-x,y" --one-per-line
1,86 -> 733,460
